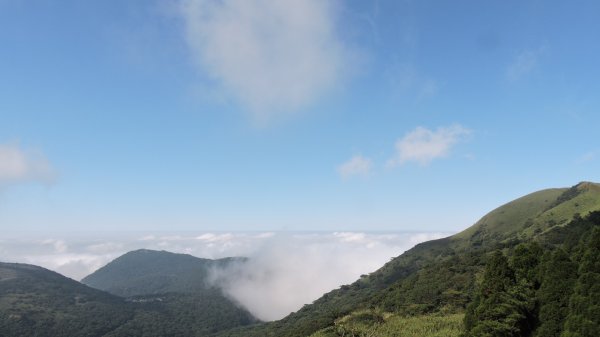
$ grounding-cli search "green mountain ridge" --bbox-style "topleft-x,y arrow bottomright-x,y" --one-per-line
455,181 -> 600,243
215,182 -> 600,337
1,182 -> 599,337
82,249 -> 245,297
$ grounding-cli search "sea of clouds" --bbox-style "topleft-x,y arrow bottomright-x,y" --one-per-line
0,231 -> 449,321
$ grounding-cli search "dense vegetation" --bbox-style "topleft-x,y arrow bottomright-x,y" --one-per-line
82,249 -> 244,297
105,292 -> 256,337
0,261 -> 256,337
464,215 -> 600,336
1,182 -> 599,337
310,311 -> 463,337
216,182 -> 600,337
0,263 -> 133,337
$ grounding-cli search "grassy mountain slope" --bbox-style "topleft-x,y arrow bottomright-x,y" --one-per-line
455,181 -> 600,243
216,182 -> 600,337
309,311 -> 463,337
82,249 -> 244,297
453,187 -> 566,241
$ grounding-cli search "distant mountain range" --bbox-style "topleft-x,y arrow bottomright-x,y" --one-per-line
0,252 -> 255,337
1,182 -> 599,337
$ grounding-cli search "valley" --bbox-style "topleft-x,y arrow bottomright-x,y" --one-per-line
1,182 -> 599,336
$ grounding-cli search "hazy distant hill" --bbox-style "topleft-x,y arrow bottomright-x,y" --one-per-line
1,258 -> 256,337
216,182 -> 600,337
82,249 -> 244,297
0,262 -> 133,336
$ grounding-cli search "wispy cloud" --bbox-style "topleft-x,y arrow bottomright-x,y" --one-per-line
576,151 -> 597,164
506,48 -> 544,81
388,124 -> 471,167
178,0 -> 351,122
388,63 -> 439,102
0,142 -> 56,186
338,155 -> 372,178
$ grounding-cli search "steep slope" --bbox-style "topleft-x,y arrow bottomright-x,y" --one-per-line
82,249 -> 244,297
452,187 -> 566,242
216,182 -> 600,337
454,181 -> 600,244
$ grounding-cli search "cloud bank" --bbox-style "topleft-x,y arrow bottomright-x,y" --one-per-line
209,231 -> 447,320
0,142 -> 55,185
178,0 -> 350,121
0,231 -> 449,320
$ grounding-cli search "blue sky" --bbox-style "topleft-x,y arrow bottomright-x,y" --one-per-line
1,0 -> 599,232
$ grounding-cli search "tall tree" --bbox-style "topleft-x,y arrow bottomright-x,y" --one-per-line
534,248 -> 577,337
511,242 -> 542,285
562,227 -> 600,337
464,251 -> 534,337
510,242 -> 542,334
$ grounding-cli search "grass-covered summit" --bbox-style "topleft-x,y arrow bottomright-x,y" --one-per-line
455,181 -> 600,243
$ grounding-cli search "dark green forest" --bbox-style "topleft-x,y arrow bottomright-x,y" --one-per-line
465,215 -> 600,337
0,252 -> 256,337
82,249 -> 245,297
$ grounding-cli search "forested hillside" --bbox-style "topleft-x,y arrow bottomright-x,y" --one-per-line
0,261 -> 256,337
82,249 -> 244,297
217,182 -> 600,337
0,262 -> 133,336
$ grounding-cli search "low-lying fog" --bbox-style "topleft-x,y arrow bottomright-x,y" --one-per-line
0,231 -> 449,321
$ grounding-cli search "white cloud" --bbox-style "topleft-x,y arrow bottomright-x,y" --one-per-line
0,142 -> 55,185
506,48 -> 544,81
195,233 -> 235,243
207,232 -> 448,321
337,155 -> 372,178
333,231 -> 367,243
2,231 -> 450,319
178,0 -> 350,121
87,242 -> 125,254
25,253 -> 116,281
388,124 -> 471,166
41,239 -> 69,253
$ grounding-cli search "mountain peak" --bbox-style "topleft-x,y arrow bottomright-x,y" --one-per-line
453,182 -> 600,243
576,181 -> 600,191
82,249 -> 243,297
